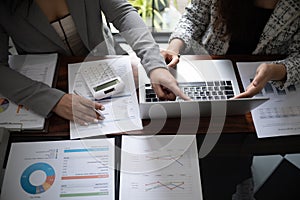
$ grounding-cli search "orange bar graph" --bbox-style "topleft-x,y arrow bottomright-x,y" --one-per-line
61,174 -> 109,180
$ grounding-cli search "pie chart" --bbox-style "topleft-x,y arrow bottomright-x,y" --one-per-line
0,98 -> 9,113
20,162 -> 55,195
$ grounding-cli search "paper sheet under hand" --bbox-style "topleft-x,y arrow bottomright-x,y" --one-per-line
0,54 -> 57,130
237,62 -> 300,138
68,56 -> 143,139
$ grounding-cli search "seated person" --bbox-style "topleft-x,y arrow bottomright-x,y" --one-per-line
162,0 -> 299,98
0,0 -> 189,125
162,0 -> 299,199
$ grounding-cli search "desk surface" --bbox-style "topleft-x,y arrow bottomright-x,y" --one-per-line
6,55 -> 300,199
10,55 -> 300,154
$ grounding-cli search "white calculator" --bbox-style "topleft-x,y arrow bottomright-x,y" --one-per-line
80,62 -> 125,99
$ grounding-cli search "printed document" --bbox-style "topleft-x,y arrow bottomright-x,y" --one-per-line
119,135 -> 203,200
0,54 -> 58,130
237,62 -> 300,138
68,56 -> 142,139
1,138 -> 115,200
0,128 -> 9,189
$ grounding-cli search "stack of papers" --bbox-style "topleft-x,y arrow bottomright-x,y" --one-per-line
0,54 -> 58,131
0,128 -> 9,190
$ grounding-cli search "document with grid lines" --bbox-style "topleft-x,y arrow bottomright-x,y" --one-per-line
237,62 -> 300,138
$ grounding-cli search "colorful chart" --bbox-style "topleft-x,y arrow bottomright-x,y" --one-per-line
20,162 -> 55,195
145,181 -> 185,191
0,98 -> 9,113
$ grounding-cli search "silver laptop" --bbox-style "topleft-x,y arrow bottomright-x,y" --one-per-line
139,59 -> 269,119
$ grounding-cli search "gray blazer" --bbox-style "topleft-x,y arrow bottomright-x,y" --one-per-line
0,0 -> 166,117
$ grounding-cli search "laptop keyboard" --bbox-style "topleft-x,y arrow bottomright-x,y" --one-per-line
145,81 -> 235,102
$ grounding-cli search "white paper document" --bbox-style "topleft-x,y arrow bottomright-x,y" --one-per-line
237,62 -> 300,138
119,135 -> 202,200
0,54 -> 58,130
1,138 -> 115,200
68,56 -> 143,139
0,128 -> 10,189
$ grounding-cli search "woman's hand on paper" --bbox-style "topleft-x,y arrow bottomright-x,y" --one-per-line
149,68 -> 190,101
235,63 -> 287,98
52,94 -> 104,125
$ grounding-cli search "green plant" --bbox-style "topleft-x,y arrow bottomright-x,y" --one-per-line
129,0 -> 166,30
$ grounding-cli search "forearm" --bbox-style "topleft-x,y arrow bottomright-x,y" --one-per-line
169,0 -> 212,53
102,0 -> 167,75
167,38 -> 185,54
0,65 -> 65,117
271,55 -> 300,87
268,63 -> 287,81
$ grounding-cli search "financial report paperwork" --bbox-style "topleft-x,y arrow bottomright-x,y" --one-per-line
237,62 -> 300,138
1,138 -> 115,200
0,54 -> 57,130
68,56 -> 143,139
119,135 -> 203,200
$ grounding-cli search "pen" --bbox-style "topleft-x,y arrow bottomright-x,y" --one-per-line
73,90 -> 105,119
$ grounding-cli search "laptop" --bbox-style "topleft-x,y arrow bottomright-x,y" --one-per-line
138,59 -> 269,119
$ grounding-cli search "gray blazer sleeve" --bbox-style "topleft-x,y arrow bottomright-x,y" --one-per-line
0,25 -> 65,117
99,0 -> 167,75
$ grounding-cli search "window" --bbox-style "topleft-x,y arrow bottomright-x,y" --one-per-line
128,0 -> 190,32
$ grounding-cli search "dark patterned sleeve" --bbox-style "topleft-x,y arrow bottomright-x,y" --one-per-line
271,17 -> 300,89
169,0 -> 212,53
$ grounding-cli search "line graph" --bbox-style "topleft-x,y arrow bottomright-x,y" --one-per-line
145,154 -> 184,166
145,181 -> 185,192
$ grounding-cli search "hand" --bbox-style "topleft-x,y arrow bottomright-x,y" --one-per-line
149,68 -> 190,101
52,94 -> 105,125
160,49 -> 180,68
235,63 -> 286,98
162,38 -> 185,67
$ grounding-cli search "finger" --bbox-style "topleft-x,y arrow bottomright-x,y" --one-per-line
163,87 -> 176,100
152,83 -> 167,100
74,117 -> 90,126
73,111 -> 99,125
167,57 -> 180,68
166,83 -> 191,101
94,102 -> 105,111
234,85 -> 260,98
234,91 -> 252,98
73,99 -> 100,121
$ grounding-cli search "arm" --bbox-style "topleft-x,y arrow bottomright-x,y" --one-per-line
100,0 -> 189,100
271,31 -> 300,89
234,63 -> 287,98
163,0 -> 212,67
0,25 -> 104,124
161,39 -> 184,67
0,25 -> 64,117
168,0 -> 212,53
236,18 -> 300,98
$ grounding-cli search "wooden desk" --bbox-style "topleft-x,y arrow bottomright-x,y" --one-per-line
10,55 -> 300,154
6,55 -> 300,200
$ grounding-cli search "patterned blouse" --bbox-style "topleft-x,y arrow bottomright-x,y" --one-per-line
170,0 -> 300,89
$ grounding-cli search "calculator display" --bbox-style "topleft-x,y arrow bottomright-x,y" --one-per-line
93,79 -> 119,92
